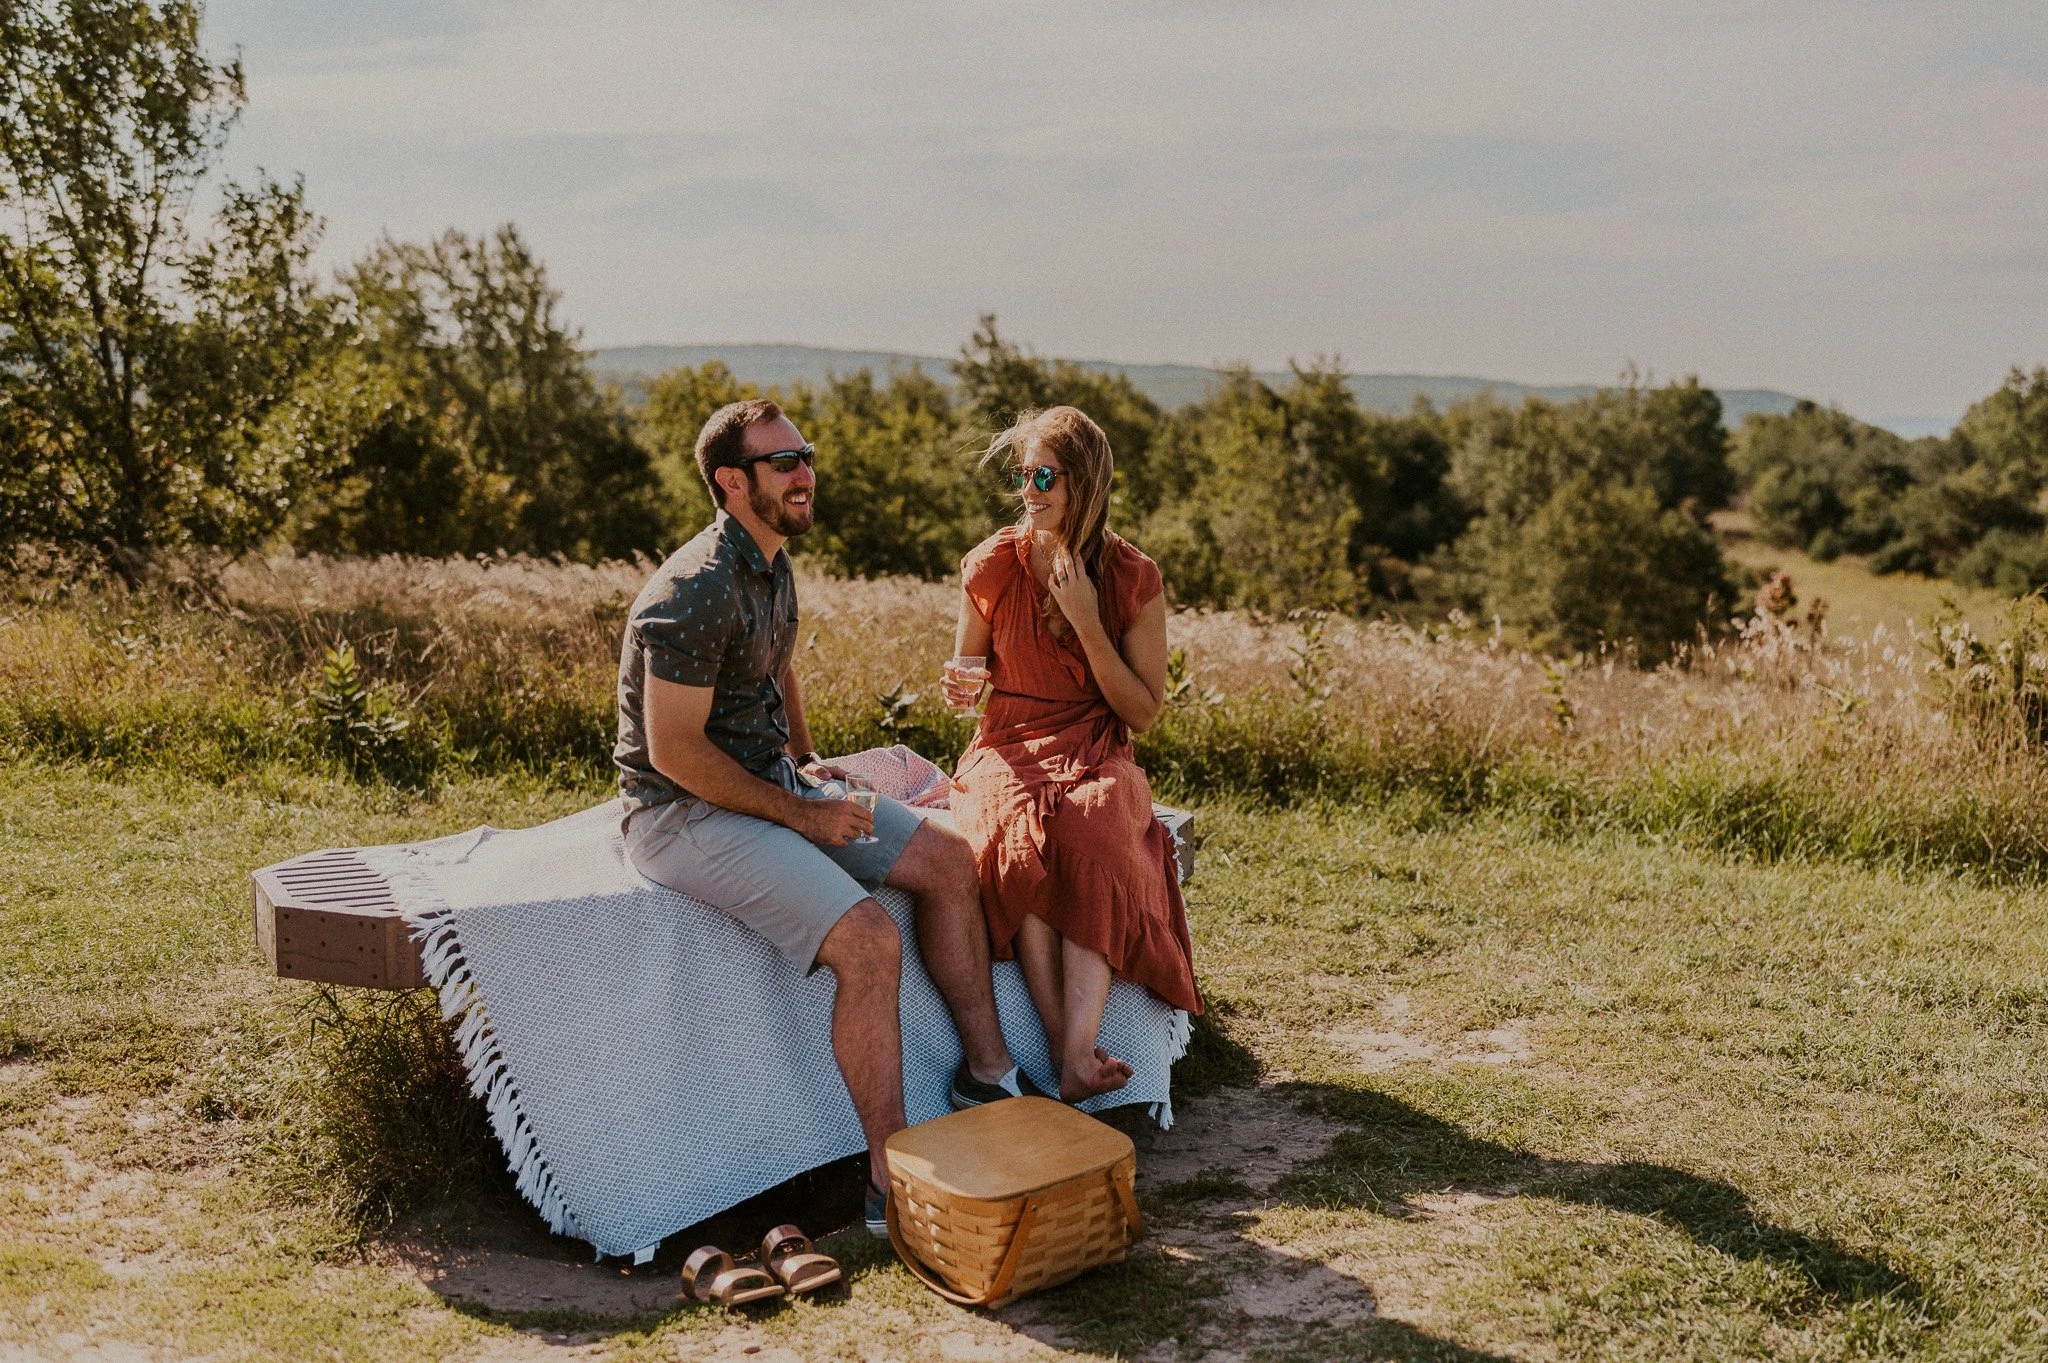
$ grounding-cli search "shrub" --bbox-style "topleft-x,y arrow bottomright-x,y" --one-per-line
11,552 -> 2048,882
1455,476 -> 1732,663
1136,370 -> 1361,613
306,643 -> 420,781
253,987 -> 501,1235
1950,529 -> 2048,595
1735,401 -> 1916,554
1445,382 -> 1737,660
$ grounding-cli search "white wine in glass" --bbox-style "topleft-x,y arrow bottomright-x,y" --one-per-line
844,774 -> 880,844
944,655 -> 988,714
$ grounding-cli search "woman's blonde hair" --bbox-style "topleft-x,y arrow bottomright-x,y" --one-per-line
982,406 -> 1115,636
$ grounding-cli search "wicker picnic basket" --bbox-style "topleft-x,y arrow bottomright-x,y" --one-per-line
884,1096 -> 1144,1308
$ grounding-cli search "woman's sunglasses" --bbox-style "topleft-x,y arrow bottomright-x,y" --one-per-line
1009,466 -> 1065,493
736,444 -> 816,474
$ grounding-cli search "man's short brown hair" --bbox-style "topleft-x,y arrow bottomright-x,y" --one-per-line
695,399 -> 785,507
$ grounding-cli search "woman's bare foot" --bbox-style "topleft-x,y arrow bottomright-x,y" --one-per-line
1060,1047 -> 1134,1102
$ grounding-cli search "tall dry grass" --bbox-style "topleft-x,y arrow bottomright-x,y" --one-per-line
7,549 -> 2048,877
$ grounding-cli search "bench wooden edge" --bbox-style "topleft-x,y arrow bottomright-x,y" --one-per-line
253,806 -> 1195,992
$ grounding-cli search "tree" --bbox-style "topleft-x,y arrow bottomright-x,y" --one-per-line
0,0 -> 333,556
1449,380 -> 1734,528
1950,366 -> 2048,508
1137,369 -> 1359,613
952,315 -> 1167,519
1885,367 -> 2048,584
1734,401 -> 1916,558
1282,363 -> 1464,597
1446,380 -> 1735,658
1641,377 -> 1736,512
293,226 -> 668,560
1459,475 -> 1729,661
636,361 -> 761,536
783,368 -> 991,579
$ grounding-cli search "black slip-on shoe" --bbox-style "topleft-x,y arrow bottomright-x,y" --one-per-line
947,1062 -> 1048,1110
864,1182 -> 889,1239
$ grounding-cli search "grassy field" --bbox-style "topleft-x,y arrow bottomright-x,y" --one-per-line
7,757 -> 2048,1361
1715,510 -> 2006,639
8,547 -> 2048,1360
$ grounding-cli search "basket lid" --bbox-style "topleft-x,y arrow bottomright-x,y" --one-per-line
885,1097 -> 1134,1200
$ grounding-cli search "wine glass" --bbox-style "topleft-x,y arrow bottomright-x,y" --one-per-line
944,655 -> 988,715
843,773 -> 880,844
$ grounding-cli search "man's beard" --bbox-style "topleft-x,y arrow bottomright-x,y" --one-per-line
746,474 -> 814,538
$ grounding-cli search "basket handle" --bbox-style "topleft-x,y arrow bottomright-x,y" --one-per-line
886,1186 -> 1041,1308
1109,1164 -> 1145,1241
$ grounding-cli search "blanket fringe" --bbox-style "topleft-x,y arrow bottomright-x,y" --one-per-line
375,843 -> 584,1246
1145,1006 -> 1194,1131
409,903 -> 581,1240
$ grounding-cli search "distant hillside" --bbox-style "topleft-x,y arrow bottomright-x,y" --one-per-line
590,342 -> 1807,428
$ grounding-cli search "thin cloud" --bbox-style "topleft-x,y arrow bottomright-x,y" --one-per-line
207,0 -> 2048,423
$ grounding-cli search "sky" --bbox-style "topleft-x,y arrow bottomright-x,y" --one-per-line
205,0 -> 2048,431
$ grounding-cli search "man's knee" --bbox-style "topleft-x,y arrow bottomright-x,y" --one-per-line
817,900 -> 900,983
900,819 -> 978,892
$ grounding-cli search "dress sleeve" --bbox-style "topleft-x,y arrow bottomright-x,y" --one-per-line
960,535 -> 1012,625
1117,544 -> 1165,622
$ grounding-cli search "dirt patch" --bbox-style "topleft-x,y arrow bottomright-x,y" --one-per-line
1320,1026 -> 1440,1073
1405,1190 -> 1507,1225
1144,1084 -> 1345,1194
383,1154 -> 873,1326
1146,1086 -> 1375,1325
1456,1023 -> 1533,1066
461,1337 -> 606,1362
689,1322 -> 1057,1362
0,1339 -> 161,1362
1147,1218 -> 1379,1328
398,1244 -> 680,1319
1323,997 -> 1534,1074
1009,1085 -> 1380,1359
385,1201 -> 681,1320
389,1087 -> 1378,1359
0,1057 -> 43,1089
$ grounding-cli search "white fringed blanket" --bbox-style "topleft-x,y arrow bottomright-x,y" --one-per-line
362,776 -> 1189,1261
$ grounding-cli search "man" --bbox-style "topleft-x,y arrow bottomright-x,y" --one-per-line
613,398 -> 1041,1237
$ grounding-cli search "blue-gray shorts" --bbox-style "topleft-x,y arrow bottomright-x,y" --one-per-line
622,757 -> 926,973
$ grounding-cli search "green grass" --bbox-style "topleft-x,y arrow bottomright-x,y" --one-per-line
1718,511 -> 2006,639
10,763 -> 2048,1358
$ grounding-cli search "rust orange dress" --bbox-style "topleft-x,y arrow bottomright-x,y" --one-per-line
952,527 -> 1202,1017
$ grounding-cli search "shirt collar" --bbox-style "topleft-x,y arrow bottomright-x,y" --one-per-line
715,509 -> 780,578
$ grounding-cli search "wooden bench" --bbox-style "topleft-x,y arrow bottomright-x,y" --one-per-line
253,806 -> 1195,991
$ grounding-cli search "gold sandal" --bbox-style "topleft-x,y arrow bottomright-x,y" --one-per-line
760,1224 -> 843,1294
682,1245 -> 785,1307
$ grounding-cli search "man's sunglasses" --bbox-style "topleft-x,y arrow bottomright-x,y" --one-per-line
1009,466 -> 1065,493
736,444 -> 816,474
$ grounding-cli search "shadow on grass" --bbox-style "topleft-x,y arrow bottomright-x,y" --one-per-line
382,1051 -> 1920,1359
998,1072 -> 1926,1361
1277,1081 -> 1921,1309
391,1153 -> 875,1334
1003,1236 -> 1521,1361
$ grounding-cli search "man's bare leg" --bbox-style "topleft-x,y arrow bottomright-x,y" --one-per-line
813,901 -> 905,1189
1014,912 -> 1068,1064
1058,939 -> 1132,1102
885,820 -> 1014,1083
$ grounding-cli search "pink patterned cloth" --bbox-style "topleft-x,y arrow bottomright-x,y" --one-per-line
828,744 -> 956,809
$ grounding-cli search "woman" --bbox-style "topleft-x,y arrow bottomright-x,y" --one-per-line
942,406 -> 1201,1103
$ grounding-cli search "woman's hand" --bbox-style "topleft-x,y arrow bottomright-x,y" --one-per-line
940,660 -> 987,711
1045,546 -> 1101,636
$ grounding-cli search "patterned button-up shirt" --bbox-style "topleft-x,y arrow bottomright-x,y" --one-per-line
614,511 -> 799,814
